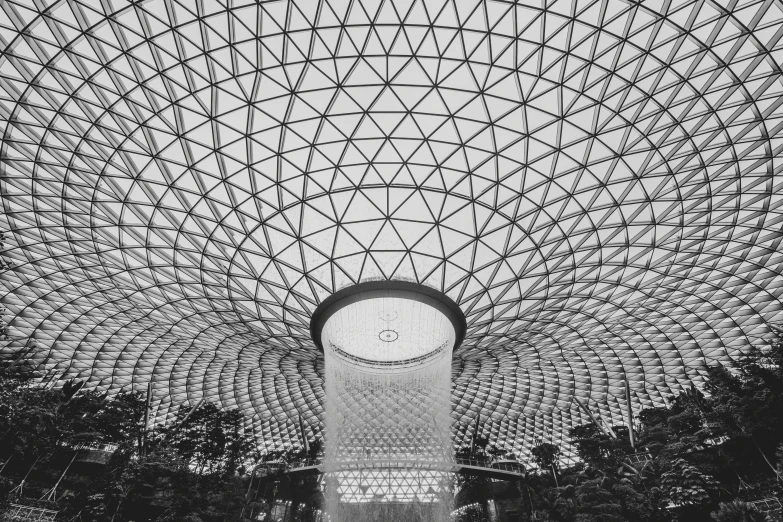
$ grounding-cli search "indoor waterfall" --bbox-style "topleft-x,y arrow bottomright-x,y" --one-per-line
320,292 -> 456,522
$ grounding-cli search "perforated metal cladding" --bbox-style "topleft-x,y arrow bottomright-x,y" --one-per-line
1,0 -> 783,462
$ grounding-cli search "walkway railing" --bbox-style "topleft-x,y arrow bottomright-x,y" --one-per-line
750,497 -> 782,514
281,457 -> 525,479
625,452 -> 652,466
71,442 -> 119,453
68,441 -> 119,465
6,504 -> 58,521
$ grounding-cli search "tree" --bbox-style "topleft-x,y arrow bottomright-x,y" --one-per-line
89,390 -> 147,443
569,424 -> 631,474
531,443 -> 561,486
164,401 -> 255,476
634,386 -> 718,459
661,458 -> 721,507
703,329 -> 783,482
0,372 -> 253,522
612,480 -> 668,522
572,477 -> 624,522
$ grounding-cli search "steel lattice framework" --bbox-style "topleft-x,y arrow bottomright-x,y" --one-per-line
2,0 -> 783,461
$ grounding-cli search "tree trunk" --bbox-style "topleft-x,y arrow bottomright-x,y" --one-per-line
110,498 -> 123,522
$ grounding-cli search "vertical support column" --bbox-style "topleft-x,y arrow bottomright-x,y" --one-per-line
172,398 -> 204,434
298,415 -> 309,456
142,382 -> 152,456
625,380 -> 635,451
575,398 -> 616,439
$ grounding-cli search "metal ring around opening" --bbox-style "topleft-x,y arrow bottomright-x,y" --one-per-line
309,281 -> 467,353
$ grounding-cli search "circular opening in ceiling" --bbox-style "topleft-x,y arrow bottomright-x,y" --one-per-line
310,281 -> 466,366
322,296 -> 451,364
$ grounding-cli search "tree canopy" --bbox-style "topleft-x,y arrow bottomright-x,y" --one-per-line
0,366 -> 271,522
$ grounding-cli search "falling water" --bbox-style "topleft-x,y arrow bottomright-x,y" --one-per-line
322,296 -> 455,522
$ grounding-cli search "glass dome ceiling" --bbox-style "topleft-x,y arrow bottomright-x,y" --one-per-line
1,0 -> 783,460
